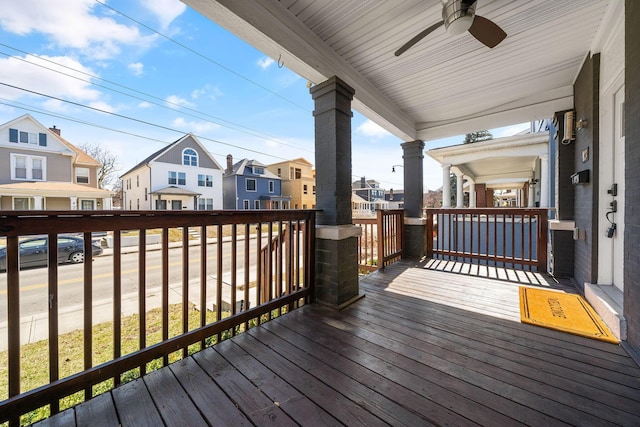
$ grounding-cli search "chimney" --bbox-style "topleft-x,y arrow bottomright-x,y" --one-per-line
226,154 -> 233,174
49,126 -> 61,135
389,188 -> 394,201
360,176 -> 366,188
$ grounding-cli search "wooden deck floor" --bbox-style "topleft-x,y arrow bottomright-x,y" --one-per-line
36,260 -> 640,426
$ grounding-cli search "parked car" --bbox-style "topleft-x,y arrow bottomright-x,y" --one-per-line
0,235 -> 103,271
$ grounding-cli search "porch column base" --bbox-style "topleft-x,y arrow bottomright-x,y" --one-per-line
404,218 -> 426,259
315,225 -> 361,308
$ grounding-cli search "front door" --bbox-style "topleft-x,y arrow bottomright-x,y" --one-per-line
172,200 -> 182,210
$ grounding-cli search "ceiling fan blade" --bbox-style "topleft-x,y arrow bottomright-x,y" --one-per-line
468,15 -> 506,48
394,21 -> 445,56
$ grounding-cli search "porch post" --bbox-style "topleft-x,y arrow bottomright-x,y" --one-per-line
402,140 -> 426,259
539,153 -> 549,208
70,196 -> 77,210
469,181 -> 476,208
442,164 -> 452,208
456,172 -> 464,208
528,182 -> 536,207
33,196 -> 43,210
311,76 -> 362,308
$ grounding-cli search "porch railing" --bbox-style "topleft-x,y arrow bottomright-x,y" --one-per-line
425,208 -> 548,271
354,209 -> 404,272
0,210 -> 315,426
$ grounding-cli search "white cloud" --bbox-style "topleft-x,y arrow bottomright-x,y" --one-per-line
140,0 -> 186,30
257,56 -> 275,70
165,95 -> 194,109
88,101 -> 115,114
0,0 -> 156,60
137,101 -> 152,109
128,62 -> 144,76
0,55 -> 111,109
356,119 -> 391,139
172,117 -> 219,134
191,84 -> 223,101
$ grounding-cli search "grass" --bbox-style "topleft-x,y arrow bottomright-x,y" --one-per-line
0,304 -> 243,426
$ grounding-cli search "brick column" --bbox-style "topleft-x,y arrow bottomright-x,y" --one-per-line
311,76 -> 362,308
402,140 -> 426,259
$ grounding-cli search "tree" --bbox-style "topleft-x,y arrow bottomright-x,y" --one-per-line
79,143 -> 119,189
463,130 -> 493,144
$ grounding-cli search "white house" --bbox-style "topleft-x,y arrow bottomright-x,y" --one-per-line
120,134 -> 223,210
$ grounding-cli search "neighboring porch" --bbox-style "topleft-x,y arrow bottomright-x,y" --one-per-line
33,260 -> 640,426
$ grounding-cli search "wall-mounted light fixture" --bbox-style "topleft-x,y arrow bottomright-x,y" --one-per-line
562,110 -> 575,144
576,118 -> 588,130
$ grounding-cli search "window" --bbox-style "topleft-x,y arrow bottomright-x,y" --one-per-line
76,167 -> 89,184
14,197 -> 31,210
254,200 -> 260,209
178,172 -> 186,185
183,148 -> 198,166
254,167 -> 264,174
198,174 -> 213,187
313,185 -> 316,195
145,188 -> 148,201
168,171 -> 176,185
80,200 -> 94,210
155,200 -> 167,210
246,178 -> 256,192
137,199 -> 140,209
11,154 -> 45,181
8,128 -> 46,146
198,198 -> 214,210
136,175 -> 139,187
277,168 -> 281,177
289,167 -> 294,180
295,168 -> 302,179
303,184 -> 308,194
243,200 -> 250,210
269,180 -> 274,193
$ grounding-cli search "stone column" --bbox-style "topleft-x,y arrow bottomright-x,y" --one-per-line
442,164 -> 452,208
456,172 -> 464,208
402,140 -> 426,259
539,153 -> 549,208
469,181 -> 476,208
311,76 -> 362,308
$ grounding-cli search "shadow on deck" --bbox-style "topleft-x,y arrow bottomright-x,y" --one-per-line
36,261 -> 640,426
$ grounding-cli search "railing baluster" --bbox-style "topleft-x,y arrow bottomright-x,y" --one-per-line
216,224 -> 223,341
47,233 -> 59,415
83,231 -> 93,399
161,228 -> 169,366
244,223 -> 250,329
200,225 -> 207,348
182,227 -> 189,358
521,213 -> 525,270
139,229 -> 147,374
113,231 -> 122,386
7,235 -> 19,427
231,224 -> 238,334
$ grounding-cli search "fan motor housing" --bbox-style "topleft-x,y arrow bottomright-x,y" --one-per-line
442,0 -> 476,35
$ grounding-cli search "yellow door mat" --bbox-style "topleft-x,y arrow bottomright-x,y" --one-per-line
519,287 -> 619,344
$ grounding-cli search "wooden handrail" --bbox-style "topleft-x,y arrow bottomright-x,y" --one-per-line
425,208 -> 549,272
0,210 -> 315,425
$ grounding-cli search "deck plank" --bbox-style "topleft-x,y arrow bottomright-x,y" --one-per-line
193,345 -> 299,427
74,392 -> 119,427
169,355 -> 253,426
213,338 -> 342,427
31,408 -> 75,427
143,365 -> 208,426
111,376 -> 164,427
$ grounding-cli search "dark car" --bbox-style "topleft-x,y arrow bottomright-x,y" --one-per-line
0,235 -> 103,271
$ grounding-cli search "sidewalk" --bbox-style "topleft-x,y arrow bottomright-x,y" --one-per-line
0,235 -> 259,351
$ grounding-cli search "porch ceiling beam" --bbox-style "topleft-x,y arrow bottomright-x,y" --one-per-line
474,170 -> 535,184
184,0 -> 417,141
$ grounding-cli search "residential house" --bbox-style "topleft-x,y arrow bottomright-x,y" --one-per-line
385,188 -> 404,209
0,114 -> 112,210
266,158 -> 315,209
120,134 -> 223,210
352,177 -> 388,214
223,155 -> 290,209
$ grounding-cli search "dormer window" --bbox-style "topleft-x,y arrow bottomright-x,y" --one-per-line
254,167 -> 264,175
183,148 -> 198,166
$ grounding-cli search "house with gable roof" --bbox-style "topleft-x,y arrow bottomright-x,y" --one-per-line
120,133 -> 223,210
266,157 -> 316,209
223,155 -> 290,209
0,114 -> 112,210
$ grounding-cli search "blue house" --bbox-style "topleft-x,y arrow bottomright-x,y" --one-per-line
223,155 -> 290,209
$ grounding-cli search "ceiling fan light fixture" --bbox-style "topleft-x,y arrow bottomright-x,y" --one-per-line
442,0 -> 476,35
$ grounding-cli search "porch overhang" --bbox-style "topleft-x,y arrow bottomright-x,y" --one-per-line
150,186 -> 201,197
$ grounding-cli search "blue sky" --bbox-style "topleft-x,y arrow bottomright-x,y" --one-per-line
0,0 -> 527,192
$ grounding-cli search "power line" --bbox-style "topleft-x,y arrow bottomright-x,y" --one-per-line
0,44 -> 314,153
0,84 -> 295,161
93,0 -> 310,112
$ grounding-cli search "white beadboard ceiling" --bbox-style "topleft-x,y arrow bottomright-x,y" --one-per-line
182,0 -> 613,142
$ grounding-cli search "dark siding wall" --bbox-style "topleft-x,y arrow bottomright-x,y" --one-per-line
573,54 -> 600,289
625,0 -> 640,351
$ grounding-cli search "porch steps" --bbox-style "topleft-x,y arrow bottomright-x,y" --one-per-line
584,283 -> 627,341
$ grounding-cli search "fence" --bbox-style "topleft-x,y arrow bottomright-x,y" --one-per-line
354,209 -> 404,272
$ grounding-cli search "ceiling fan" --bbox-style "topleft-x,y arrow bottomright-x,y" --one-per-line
394,0 -> 506,56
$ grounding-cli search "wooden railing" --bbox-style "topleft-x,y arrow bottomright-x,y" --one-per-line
354,209 -> 404,272
0,210 -> 315,426
425,208 -> 548,271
